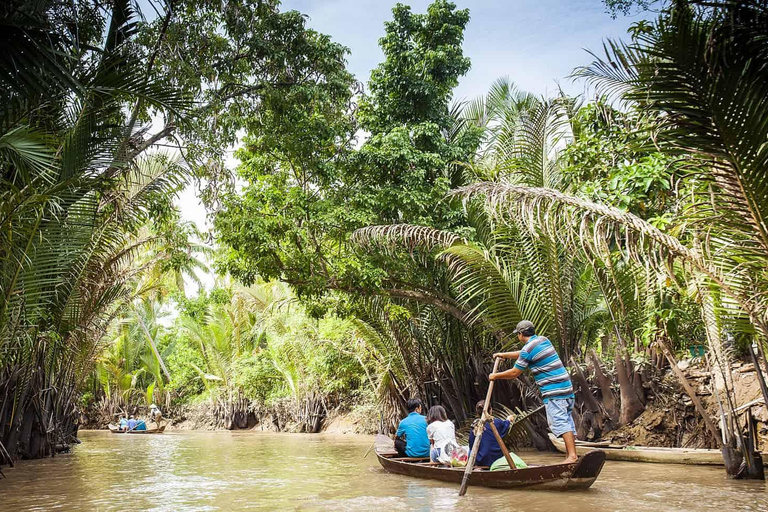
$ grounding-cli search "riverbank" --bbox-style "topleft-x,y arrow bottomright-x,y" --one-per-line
602,358 -> 767,452
80,400 -> 381,436
78,358 -> 768,454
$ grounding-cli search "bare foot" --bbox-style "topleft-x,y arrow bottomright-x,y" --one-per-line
563,456 -> 578,464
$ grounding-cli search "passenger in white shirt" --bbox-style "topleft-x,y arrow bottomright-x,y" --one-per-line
426,405 -> 457,463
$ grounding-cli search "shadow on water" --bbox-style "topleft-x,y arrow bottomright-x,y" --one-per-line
1,431 -> 767,511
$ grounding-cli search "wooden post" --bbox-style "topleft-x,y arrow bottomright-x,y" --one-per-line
748,344 -> 768,412
459,357 -> 500,496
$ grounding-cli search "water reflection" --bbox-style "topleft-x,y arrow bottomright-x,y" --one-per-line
0,431 -> 767,511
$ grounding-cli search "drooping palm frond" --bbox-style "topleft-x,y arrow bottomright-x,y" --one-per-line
573,0 -> 768,338
452,181 -> 768,338
351,224 -> 464,265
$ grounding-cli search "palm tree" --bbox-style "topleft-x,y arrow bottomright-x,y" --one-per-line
574,0 -> 768,341
0,0 -> 190,460
574,0 -> 768,477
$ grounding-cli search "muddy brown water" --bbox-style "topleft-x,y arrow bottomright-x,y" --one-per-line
1,430 -> 767,511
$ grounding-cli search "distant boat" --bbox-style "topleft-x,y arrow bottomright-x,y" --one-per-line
108,424 -> 166,434
548,433 -> 768,466
375,435 -> 605,491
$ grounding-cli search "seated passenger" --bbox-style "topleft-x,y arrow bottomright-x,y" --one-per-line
426,405 -> 457,463
394,398 -> 430,458
134,419 -> 147,431
118,415 -> 129,431
127,415 -> 138,431
468,400 -> 518,467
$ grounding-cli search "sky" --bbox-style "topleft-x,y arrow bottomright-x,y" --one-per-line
175,0 -> 645,293
282,0 -> 642,99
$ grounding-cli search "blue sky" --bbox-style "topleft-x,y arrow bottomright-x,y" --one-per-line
282,0 -> 644,99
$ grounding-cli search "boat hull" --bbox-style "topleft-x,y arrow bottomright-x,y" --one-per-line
108,424 -> 166,434
548,433 -> 768,466
375,449 -> 605,491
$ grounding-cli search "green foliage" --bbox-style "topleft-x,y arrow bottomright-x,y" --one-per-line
141,0 -> 357,206
352,0 -> 479,229
12,0 -> 768,447
165,331 -> 207,402
94,280 -> 372,411
0,0 -> 198,455
215,0 -> 481,317
358,1 -> 471,132
577,0 -> 768,341
603,0 -> 662,18
563,102 -> 677,219
230,352 -> 280,402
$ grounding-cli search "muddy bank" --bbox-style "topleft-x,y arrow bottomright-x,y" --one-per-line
598,359 -> 767,451
81,398 -> 381,436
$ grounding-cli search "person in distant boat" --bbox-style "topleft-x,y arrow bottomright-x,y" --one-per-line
425,405 -> 457,463
468,400 -> 517,467
127,415 -> 138,431
489,320 -> 578,463
118,415 -> 129,432
394,398 -> 430,458
149,404 -> 163,427
134,418 -> 147,431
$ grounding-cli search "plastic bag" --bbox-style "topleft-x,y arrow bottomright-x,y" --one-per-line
449,445 -> 469,467
437,441 -> 457,464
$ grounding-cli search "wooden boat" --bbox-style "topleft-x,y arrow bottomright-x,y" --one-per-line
108,424 -> 166,434
375,441 -> 606,491
549,433 -> 768,466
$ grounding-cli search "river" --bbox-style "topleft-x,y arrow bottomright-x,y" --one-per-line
1,431 -> 766,511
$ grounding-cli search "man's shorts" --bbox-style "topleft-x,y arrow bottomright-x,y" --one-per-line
545,397 -> 576,437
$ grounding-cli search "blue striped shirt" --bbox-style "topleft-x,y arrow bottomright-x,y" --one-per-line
513,335 -> 574,402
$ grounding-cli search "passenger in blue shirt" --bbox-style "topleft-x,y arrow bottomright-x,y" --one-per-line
394,399 -> 430,458
468,400 -> 514,467
127,416 -> 138,431
118,416 -> 129,431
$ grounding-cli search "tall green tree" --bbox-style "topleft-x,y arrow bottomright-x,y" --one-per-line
216,0 -> 480,310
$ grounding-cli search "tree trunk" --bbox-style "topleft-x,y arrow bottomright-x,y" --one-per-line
571,357 -> 602,438
615,351 -> 645,426
721,443 -> 744,477
632,368 -> 647,405
743,410 -> 765,480
590,349 -> 619,428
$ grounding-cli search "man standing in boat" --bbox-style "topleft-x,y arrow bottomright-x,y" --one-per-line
488,320 -> 578,463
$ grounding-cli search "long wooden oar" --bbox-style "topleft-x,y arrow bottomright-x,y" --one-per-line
459,357 -> 501,496
487,418 -> 516,469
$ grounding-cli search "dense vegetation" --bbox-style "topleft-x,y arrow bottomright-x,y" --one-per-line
2,0 -> 768,481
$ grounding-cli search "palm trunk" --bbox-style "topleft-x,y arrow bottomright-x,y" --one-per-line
590,349 -> 619,427
615,351 -> 644,426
